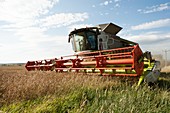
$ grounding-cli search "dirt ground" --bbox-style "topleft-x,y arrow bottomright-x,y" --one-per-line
161,66 -> 170,73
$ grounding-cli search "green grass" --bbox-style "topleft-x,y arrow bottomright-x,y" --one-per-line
0,66 -> 170,113
1,83 -> 170,113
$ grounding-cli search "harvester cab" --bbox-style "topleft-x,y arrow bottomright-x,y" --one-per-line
25,22 -> 161,86
68,23 -> 137,53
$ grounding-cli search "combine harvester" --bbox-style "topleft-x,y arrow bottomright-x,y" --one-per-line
25,23 -> 160,85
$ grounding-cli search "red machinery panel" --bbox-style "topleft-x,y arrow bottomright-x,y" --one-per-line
25,45 -> 144,77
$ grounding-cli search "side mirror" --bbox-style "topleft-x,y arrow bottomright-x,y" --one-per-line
68,35 -> 72,43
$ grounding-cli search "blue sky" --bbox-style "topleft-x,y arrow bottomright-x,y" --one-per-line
0,0 -> 170,63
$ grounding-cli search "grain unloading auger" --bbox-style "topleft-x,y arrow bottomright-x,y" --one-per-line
25,23 -> 161,85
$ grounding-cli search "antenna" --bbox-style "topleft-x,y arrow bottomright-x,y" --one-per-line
163,49 -> 170,67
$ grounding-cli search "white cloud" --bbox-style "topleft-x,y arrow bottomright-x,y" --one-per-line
104,1 -> 109,5
131,18 -> 170,30
0,0 -> 89,42
1,20 -> 37,29
39,13 -> 88,28
120,31 -> 170,53
15,27 -> 47,43
68,24 -> 93,33
0,0 -> 58,23
92,5 -> 96,8
0,35 -> 73,63
138,2 -> 170,14
115,3 -> 120,7
0,0 -> 89,63
113,0 -> 121,7
0,0 -> 89,30
100,0 -> 113,6
127,32 -> 168,43
114,0 -> 121,3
